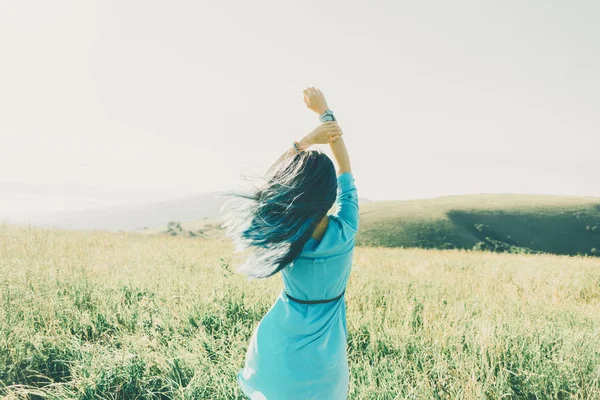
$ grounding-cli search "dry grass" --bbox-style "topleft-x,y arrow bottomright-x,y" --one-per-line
1,224 -> 600,399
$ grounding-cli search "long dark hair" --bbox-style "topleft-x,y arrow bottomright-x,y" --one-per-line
220,149 -> 337,279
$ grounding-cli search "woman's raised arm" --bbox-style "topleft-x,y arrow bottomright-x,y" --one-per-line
303,87 -> 351,175
303,87 -> 358,232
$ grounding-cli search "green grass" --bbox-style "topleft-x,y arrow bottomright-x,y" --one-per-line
1,224 -> 600,399
357,194 -> 600,256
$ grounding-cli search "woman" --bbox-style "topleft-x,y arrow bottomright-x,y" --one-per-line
221,87 -> 359,399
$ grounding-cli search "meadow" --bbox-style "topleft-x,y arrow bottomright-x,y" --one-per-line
1,224 -> 600,399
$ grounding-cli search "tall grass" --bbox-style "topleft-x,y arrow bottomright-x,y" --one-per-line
1,224 -> 599,399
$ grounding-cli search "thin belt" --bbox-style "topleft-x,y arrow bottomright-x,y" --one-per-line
284,289 -> 345,305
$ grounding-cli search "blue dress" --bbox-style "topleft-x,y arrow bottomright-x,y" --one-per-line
237,172 -> 359,400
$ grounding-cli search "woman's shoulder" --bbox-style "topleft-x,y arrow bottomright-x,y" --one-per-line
328,214 -> 356,237
301,214 -> 355,257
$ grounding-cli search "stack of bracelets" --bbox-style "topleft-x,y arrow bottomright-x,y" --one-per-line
319,109 -> 336,123
293,109 -> 337,153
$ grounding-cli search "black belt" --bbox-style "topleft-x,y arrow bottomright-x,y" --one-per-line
284,290 -> 345,305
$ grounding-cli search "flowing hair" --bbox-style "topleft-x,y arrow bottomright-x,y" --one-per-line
220,149 -> 337,279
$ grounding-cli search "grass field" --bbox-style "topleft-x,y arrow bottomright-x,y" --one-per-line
1,224 -> 600,399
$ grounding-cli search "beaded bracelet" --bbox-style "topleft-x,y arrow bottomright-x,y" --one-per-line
292,141 -> 302,153
319,109 -> 336,122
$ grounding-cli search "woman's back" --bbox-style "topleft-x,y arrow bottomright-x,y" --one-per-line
237,172 -> 358,400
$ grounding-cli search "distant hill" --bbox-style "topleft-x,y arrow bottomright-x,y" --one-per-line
356,194 -> 600,257
142,193 -> 599,257
4,192 -> 373,232
6,192 -> 229,231
8,192 -> 599,257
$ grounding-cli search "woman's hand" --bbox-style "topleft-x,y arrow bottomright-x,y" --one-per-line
303,87 -> 329,115
298,122 -> 342,148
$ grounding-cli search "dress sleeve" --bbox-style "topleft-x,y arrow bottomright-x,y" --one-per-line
333,172 -> 359,234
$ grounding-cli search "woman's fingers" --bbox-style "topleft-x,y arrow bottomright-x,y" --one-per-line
318,125 -> 341,135
326,124 -> 342,133
303,87 -> 322,95
325,128 -> 342,137
308,121 -> 342,144
322,124 -> 342,134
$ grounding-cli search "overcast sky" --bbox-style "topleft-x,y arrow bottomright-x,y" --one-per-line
1,0 -> 598,215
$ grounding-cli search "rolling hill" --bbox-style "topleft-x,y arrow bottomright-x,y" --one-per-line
3,192 -> 371,232
356,194 -> 600,256
6,191 -> 599,257
148,194 -> 600,257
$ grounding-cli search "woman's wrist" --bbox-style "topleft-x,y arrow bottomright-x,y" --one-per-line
296,136 -> 312,150
290,131 -> 315,155
319,109 -> 336,122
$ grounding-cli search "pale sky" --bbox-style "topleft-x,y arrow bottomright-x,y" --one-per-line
1,0 -> 598,215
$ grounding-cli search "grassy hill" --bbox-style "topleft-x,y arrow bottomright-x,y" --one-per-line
356,194 -> 600,257
1,225 -> 600,398
16,189 -> 599,258
149,194 -> 600,257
